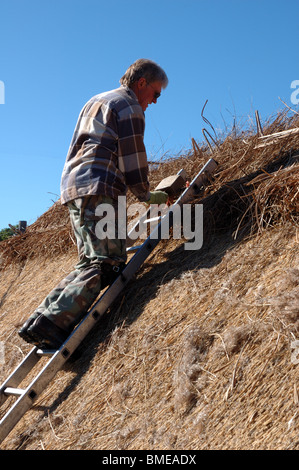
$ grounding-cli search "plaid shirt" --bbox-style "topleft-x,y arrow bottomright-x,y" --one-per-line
60,86 -> 150,204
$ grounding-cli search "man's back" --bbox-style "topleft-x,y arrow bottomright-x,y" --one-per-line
60,86 -> 149,204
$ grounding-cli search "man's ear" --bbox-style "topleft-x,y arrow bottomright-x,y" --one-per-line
137,77 -> 147,89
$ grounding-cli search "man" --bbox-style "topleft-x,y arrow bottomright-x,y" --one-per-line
19,59 -> 169,349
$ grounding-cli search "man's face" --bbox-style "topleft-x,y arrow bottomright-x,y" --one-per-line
134,78 -> 162,111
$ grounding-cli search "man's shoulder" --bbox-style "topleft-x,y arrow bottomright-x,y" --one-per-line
94,86 -> 137,108
82,86 -> 143,120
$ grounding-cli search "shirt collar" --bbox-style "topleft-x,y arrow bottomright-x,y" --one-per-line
121,85 -> 138,101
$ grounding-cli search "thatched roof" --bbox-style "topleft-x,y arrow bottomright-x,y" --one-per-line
1,111 -> 298,268
0,110 -> 298,450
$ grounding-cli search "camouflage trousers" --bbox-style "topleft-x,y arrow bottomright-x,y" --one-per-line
30,195 -> 127,332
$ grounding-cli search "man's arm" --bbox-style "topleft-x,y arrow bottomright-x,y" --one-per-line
117,109 -> 150,202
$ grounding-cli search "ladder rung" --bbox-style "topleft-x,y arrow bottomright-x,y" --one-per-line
4,387 -> 25,397
143,216 -> 162,224
36,349 -> 57,357
126,245 -> 143,253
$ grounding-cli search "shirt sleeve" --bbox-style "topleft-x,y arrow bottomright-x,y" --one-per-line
117,107 -> 150,202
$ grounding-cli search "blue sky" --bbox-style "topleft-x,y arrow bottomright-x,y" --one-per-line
0,0 -> 298,229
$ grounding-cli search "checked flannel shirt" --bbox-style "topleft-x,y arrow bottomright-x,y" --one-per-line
60,86 -> 150,205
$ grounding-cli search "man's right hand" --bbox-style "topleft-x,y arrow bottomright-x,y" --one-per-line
145,191 -> 169,206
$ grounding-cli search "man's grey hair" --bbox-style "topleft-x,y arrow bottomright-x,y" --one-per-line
120,59 -> 168,88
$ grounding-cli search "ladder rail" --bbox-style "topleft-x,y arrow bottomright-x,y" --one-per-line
0,158 -> 218,445
0,348 -> 63,443
0,347 -> 40,406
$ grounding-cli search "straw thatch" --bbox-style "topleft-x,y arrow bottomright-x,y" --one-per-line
0,110 -> 298,450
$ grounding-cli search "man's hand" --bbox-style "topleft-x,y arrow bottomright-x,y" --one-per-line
145,190 -> 169,206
